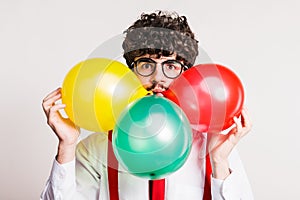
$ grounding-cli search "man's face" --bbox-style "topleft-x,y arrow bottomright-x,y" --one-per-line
132,54 -> 184,95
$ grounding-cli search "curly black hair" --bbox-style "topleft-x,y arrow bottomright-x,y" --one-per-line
122,11 -> 199,68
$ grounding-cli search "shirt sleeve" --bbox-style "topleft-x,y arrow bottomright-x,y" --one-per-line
40,159 -> 76,200
40,134 -> 104,200
74,139 -> 102,199
211,149 -> 254,200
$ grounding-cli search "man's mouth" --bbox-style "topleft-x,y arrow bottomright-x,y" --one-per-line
152,88 -> 165,93
151,86 -> 167,97
146,84 -> 167,96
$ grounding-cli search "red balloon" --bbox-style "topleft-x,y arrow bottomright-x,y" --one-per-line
163,63 -> 244,132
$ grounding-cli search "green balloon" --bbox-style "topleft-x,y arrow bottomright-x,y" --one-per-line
112,95 -> 192,180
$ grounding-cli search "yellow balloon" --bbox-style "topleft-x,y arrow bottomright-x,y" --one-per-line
61,58 -> 149,132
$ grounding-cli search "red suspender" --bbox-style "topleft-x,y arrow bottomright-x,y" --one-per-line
149,179 -> 165,200
108,130 -> 119,200
203,153 -> 212,200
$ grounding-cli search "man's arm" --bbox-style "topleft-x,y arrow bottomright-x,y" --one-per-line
211,148 -> 254,199
40,134 -> 104,200
208,108 -> 254,199
40,159 -> 76,200
40,88 -> 87,199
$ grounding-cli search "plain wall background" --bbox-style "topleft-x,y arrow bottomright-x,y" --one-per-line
1,0 -> 299,199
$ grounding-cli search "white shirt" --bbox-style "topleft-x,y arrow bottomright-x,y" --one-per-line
40,132 -> 254,200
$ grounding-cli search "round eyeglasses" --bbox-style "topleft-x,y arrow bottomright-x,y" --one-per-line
131,58 -> 187,79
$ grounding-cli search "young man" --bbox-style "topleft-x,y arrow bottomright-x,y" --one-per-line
41,11 -> 254,200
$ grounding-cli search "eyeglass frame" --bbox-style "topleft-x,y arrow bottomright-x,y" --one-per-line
130,57 -> 188,79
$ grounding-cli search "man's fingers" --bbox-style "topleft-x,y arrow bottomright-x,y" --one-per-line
43,88 -> 61,102
232,109 -> 252,139
233,116 -> 242,132
42,88 -> 62,114
47,104 -> 66,124
241,108 -> 252,128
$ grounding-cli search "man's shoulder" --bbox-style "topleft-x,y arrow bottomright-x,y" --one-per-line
79,132 -> 108,148
76,132 -> 109,161
82,132 -> 108,143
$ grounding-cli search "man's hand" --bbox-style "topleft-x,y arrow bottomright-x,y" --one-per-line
207,108 -> 252,179
42,87 -> 80,163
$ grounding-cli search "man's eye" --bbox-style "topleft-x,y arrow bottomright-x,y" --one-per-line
165,64 -> 181,70
168,65 -> 176,70
141,63 -> 153,70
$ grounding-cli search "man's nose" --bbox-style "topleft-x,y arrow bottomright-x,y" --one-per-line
151,65 -> 166,82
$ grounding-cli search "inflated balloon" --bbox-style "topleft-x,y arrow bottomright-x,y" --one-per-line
112,95 -> 192,180
163,63 -> 244,132
61,58 -> 149,132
